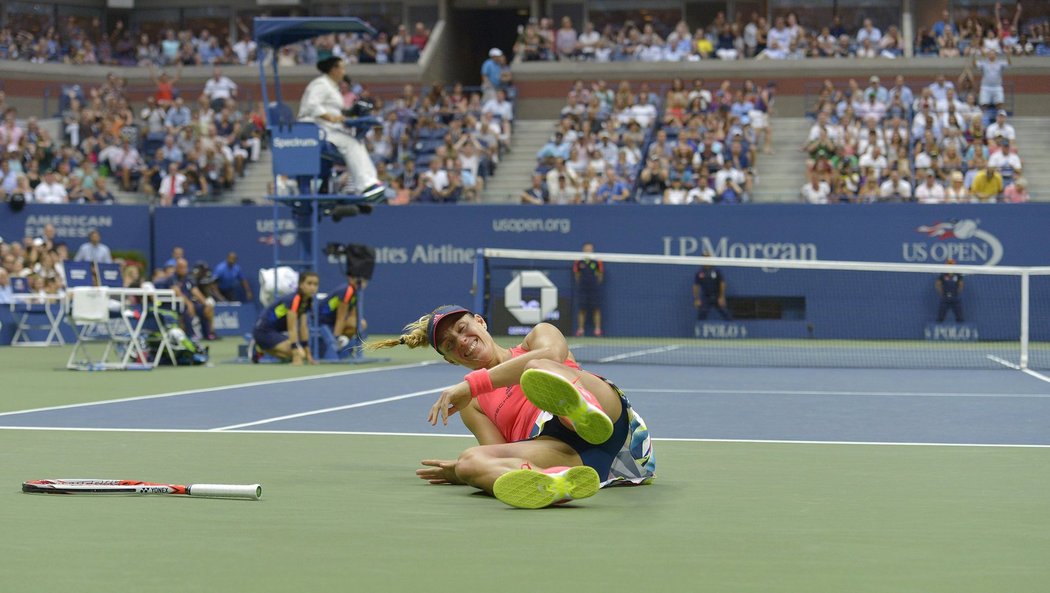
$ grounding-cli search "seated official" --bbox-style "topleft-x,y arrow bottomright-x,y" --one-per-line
251,272 -> 319,365
297,56 -> 385,201
155,257 -> 216,341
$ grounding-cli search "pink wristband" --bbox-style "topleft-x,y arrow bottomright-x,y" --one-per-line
464,369 -> 493,398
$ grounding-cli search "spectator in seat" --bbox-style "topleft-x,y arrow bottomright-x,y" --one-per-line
800,172 -> 831,204
595,167 -> 630,204
1002,177 -> 1029,203
945,170 -> 970,202
32,170 -> 68,204
970,161 -> 1004,202
519,173 -> 548,205
879,168 -> 912,202
713,159 -> 747,203
914,169 -> 947,203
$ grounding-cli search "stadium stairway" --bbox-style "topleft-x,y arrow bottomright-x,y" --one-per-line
1013,117 -> 1049,202
750,116 -> 812,203
481,119 -> 560,204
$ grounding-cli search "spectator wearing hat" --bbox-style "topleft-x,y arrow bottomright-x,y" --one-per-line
865,76 -> 889,103
936,259 -> 964,323
1002,177 -> 1030,203
945,171 -> 970,202
987,136 -> 1022,180
985,110 -> 1015,147
481,47 -> 506,95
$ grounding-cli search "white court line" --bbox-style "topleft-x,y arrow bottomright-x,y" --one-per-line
598,345 -> 680,363
986,355 -> 1021,370
209,386 -> 452,431
0,361 -> 440,419
1022,369 -> 1050,384
623,388 -> 1050,398
0,425 -> 1047,448
985,355 -> 1050,384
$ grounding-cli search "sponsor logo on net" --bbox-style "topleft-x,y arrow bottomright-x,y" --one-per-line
905,219 -> 1003,265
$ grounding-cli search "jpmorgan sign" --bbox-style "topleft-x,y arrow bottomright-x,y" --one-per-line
504,271 -> 558,325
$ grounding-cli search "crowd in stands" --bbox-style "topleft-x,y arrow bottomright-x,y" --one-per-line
514,6 -> 1047,63
273,77 -> 514,204
799,71 -> 1029,204
0,63 -> 265,207
523,77 -> 773,205
915,5 -> 1047,57
0,17 -> 431,66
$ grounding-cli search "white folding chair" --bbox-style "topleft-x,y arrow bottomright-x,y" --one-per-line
66,287 -> 115,370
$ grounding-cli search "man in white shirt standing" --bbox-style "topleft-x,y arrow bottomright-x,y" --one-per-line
32,171 -> 68,204
297,56 -> 384,201
202,67 -> 238,111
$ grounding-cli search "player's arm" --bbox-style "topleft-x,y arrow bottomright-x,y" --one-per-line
460,400 -> 507,445
486,322 -> 570,389
935,277 -> 944,296
287,309 -> 304,360
693,282 -> 702,306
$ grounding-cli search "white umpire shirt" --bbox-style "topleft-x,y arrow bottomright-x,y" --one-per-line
298,75 -> 344,131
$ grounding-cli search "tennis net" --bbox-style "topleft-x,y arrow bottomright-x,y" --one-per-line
473,248 -> 1050,370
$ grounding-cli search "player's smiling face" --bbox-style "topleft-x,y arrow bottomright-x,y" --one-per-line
438,313 -> 492,368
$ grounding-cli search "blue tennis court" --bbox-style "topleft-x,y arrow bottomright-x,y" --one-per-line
3,362 -> 1048,446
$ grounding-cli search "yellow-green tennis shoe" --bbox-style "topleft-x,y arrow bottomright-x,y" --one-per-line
493,465 -> 600,509
520,368 -> 614,445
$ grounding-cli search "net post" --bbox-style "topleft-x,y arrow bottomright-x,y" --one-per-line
1020,270 -> 1030,370
472,248 -> 486,315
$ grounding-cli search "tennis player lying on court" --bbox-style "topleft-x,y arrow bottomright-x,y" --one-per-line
367,305 -> 655,509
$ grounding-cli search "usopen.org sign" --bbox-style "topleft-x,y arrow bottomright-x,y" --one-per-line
902,219 -> 1004,266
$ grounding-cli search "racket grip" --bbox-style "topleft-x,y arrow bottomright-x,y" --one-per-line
188,484 -> 262,500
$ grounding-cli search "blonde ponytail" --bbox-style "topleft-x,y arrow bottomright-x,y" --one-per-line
364,314 -> 430,351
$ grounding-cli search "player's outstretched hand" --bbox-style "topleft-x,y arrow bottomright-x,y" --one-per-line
428,382 -> 472,426
416,459 -> 464,485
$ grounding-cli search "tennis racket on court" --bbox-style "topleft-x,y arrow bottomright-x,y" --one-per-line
22,479 -> 262,500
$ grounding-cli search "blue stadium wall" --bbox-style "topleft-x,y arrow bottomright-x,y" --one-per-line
2,204 -> 1048,343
